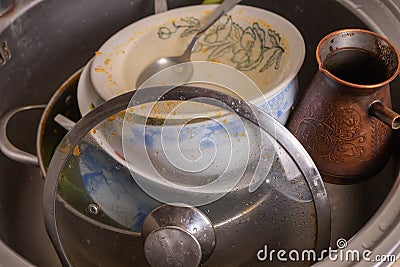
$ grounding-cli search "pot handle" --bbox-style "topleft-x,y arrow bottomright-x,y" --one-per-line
0,105 -> 46,166
369,101 -> 400,130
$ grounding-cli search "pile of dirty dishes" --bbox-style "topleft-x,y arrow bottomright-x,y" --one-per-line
76,4 -> 305,184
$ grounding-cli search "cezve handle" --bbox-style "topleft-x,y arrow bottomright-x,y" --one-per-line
369,101 -> 400,130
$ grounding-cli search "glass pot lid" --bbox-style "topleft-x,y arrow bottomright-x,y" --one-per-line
43,85 -> 330,266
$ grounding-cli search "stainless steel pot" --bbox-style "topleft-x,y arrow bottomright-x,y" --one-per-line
0,69 -> 82,176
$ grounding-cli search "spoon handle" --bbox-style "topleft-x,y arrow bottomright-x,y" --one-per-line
185,0 -> 242,54
154,0 -> 168,14
198,0 -> 242,33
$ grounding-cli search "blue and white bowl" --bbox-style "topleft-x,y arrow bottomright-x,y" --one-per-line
77,5 -> 305,205
89,5 -> 305,123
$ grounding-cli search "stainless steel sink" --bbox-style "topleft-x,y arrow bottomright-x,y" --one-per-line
0,0 -> 399,266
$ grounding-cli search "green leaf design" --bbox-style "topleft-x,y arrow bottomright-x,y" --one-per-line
232,49 -> 250,67
181,27 -> 199,38
208,43 -> 234,61
230,23 -> 243,44
204,16 -> 233,44
231,49 -> 247,63
253,23 -> 266,46
260,48 -> 284,72
181,17 -> 201,28
158,26 -> 173,40
234,24 -> 265,71
268,29 -> 281,48
241,27 -> 255,50
157,15 -> 285,73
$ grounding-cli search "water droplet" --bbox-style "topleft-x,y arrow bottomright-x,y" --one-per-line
193,227 -> 197,233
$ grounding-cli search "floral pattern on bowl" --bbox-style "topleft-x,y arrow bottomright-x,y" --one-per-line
157,15 -> 285,73
83,5 -> 305,196
90,5 -> 305,104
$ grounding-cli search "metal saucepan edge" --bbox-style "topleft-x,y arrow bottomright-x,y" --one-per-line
335,0 -> 400,50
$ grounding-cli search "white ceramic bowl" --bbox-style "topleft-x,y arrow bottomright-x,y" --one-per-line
79,5 -> 305,204
90,4 -> 305,123
90,87 -> 280,206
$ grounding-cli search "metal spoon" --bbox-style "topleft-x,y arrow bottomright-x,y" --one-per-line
136,0 -> 242,88
154,0 -> 168,14
54,114 -> 76,131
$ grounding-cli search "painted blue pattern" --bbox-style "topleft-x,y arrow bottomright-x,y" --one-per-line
259,79 -> 297,119
78,142 -> 160,232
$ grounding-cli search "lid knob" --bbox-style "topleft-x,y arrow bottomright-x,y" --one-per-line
141,205 -> 216,267
144,226 -> 202,267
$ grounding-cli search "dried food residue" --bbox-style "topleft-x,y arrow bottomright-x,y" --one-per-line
108,115 -> 117,122
73,145 -> 81,156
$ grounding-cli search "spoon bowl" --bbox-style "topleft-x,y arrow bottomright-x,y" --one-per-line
136,0 -> 242,88
136,54 -> 192,88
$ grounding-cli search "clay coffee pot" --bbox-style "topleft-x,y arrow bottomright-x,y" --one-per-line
287,29 -> 400,184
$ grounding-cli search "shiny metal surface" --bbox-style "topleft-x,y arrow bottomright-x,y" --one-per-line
142,205 -> 216,265
43,86 -> 330,266
0,69 -> 82,177
142,205 -> 214,267
0,105 -> 46,166
0,0 -> 399,266
144,226 -> 202,267
54,114 -> 76,131
154,0 -> 168,14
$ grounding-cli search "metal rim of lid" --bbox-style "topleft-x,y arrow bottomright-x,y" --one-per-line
43,85 -> 331,266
